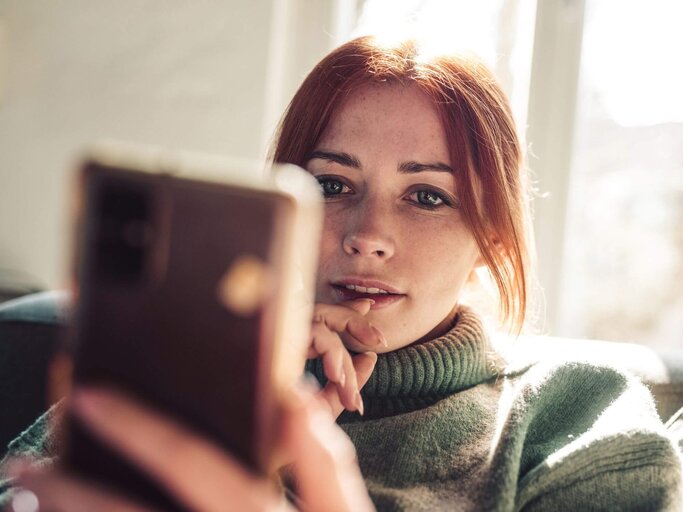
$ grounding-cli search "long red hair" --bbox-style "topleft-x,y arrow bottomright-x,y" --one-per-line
272,36 -> 533,333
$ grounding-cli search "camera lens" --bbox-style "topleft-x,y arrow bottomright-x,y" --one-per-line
94,179 -> 153,283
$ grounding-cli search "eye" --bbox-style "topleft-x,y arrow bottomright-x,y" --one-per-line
406,188 -> 454,209
415,190 -> 444,207
316,176 -> 352,198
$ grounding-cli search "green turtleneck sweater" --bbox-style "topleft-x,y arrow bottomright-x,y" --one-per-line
2,308 -> 682,510
306,307 -> 683,511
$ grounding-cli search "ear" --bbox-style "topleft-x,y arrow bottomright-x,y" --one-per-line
467,252 -> 487,285
473,235 -> 504,269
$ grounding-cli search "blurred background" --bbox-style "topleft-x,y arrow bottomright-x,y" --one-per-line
0,0 -> 681,347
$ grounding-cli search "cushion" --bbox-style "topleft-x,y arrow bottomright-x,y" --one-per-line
0,291 -> 70,454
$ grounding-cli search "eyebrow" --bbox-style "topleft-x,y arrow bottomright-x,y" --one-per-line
398,161 -> 453,174
308,150 -> 361,168
308,150 -> 454,174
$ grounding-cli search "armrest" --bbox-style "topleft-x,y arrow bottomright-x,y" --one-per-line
0,291 -> 70,456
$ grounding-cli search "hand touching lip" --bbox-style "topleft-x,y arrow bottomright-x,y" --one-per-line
330,277 -> 406,309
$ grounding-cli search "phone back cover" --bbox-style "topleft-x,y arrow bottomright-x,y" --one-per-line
64,163 -> 291,509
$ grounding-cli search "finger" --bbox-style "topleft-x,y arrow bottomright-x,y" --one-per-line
310,323 -> 359,412
320,352 -> 377,419
340,299 -> 374,315
313,304 -> 386,348
282,388 -> 374,512
71,389 -> 285,512
338,344 -> 361,413
310,323 -> 346,387
12,468 -> 148,512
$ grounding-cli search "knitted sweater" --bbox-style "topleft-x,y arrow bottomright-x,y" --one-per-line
306,308 -> 683,511
2,308 -> 682,510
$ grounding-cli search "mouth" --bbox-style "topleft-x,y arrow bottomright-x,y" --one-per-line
330,278 -> 405,309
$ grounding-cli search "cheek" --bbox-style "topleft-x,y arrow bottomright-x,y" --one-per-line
315,211 -> 344,281
406,223 -> 478,291
319,211 -> 342,255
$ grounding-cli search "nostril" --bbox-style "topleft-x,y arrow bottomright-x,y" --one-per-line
342,234 -> 393,258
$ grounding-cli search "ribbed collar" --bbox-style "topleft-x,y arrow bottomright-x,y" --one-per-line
308,306 -> 501,421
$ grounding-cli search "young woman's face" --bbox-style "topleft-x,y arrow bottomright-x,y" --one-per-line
307,83 -> 481,352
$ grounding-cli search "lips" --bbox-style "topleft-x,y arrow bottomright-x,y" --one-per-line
330,278 -> 405,309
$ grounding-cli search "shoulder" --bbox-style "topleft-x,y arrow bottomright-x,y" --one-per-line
502,358 -> 670,459
506,358 -> 653,413
501,361 -> 683,510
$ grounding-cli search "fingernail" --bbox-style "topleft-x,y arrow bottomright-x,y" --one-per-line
339,371 -> 346,388
363,351 -> 379,364
371,325 -> 388,347
365,299 -> 376,306
355,391 -> 365,416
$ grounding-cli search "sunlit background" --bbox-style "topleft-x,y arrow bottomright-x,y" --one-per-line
0,0 -> 681,348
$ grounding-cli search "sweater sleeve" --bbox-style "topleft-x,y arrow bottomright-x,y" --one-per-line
517,432 -> 682,511
666,406 -> 683,452
0,403 -> 62,508
514,363 -> 683,512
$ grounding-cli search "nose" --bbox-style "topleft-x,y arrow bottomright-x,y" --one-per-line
342,234 -> 395,258
341,208 -> 395,259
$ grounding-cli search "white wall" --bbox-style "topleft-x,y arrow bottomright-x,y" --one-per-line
0,0 -> 346,292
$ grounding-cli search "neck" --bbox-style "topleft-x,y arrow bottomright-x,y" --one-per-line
409,305 -> 460,346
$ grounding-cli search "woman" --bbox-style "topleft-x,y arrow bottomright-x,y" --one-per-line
2,36 -> 681,511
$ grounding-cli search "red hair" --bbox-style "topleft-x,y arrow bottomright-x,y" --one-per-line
272,36 -> 533,333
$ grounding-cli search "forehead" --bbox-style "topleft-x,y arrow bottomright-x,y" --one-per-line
317,83 -> 450,164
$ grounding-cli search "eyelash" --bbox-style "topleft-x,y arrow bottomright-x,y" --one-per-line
316,176 -> 352,197
406,189 -> 455,209
315,175 -> 458,211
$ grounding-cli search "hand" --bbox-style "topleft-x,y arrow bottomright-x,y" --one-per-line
8,387 -> 374,512
309,300 -> 385,417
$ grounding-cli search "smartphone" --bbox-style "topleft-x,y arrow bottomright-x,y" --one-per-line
58,142 -> 321,510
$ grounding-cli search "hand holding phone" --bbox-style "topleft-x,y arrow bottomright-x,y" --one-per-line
11,385 -> 375,512
59,143 -> 321,510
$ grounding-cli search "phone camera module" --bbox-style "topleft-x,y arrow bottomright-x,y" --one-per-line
94,181 -> 154,284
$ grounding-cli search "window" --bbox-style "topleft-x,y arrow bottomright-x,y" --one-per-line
352,0 -> 537,132
559,0 -> 683,348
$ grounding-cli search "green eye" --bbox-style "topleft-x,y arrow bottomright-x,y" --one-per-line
416,190 -> 444,206
406,188 -> 456,210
